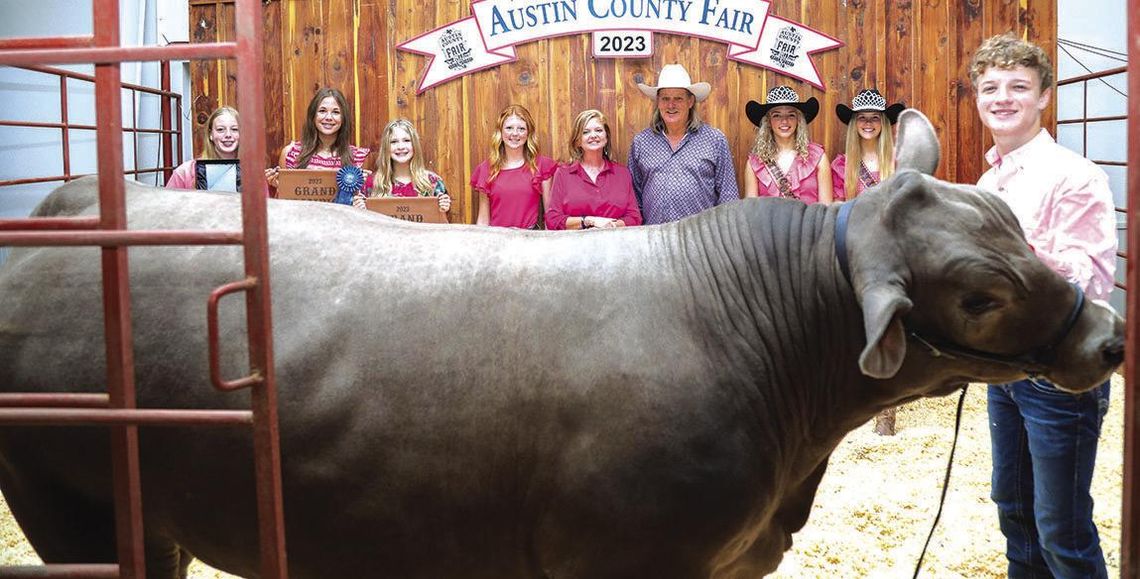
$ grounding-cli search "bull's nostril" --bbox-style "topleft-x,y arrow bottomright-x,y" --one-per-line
1102,336 -> 1125,366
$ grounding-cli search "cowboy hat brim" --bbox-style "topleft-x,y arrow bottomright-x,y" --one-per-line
747,96 -> 820,127
637,82 -> 712,103
836,101 -> 907,125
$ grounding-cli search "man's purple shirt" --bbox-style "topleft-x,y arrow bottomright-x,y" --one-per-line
628,123 -> 739,225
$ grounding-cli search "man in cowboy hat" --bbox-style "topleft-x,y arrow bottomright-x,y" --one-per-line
628,64 -> 738,225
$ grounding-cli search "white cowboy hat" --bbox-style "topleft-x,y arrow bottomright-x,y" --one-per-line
637,64 -> 711,103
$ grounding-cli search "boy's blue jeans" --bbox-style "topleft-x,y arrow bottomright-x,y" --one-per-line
987,378 -> 1110,579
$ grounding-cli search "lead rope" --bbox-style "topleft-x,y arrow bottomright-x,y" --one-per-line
912,385 -> 968,578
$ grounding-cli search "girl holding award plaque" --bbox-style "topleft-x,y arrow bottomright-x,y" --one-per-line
167,106 -> 240,190
167,106 -> 271,193
353,119 -> 451,214
471,104 -> 557,229
266,87 -> 370,190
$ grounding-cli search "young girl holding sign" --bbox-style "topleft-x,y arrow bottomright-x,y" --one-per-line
166,106 -> 273,194
266,87 -> 370,189
166,106 -> 240,189
353,119 -> 450,214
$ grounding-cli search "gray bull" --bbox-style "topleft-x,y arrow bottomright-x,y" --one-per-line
0,111 -> 1123,578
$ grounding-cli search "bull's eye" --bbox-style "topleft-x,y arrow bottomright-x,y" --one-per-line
961,293 -> 1000,315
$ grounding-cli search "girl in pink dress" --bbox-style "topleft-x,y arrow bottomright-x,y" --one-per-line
353,119 -> 450,216
831,89 -> 905,201
471,104 -> 556,229
742,85 -> 832,204
265,88 -> 370,192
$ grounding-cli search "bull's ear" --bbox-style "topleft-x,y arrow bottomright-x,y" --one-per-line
894,109 -> 940,175
859,284 -> 913,379
882,170 -> 936,223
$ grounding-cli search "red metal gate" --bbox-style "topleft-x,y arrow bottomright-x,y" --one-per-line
1125,0 -> 1140,575
0,0 -> 286,577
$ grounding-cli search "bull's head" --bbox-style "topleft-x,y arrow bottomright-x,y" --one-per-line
844,109 -> 1123,394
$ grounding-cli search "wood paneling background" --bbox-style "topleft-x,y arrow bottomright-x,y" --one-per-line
189,0 -> 1057,224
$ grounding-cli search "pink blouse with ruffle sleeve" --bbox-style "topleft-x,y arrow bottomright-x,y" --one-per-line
470,155 -> 558,229
747,142 -> 826,204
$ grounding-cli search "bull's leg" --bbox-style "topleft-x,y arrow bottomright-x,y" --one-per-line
0,466 -> 117,563
535,502 -> 735,579
706,458 -> 834,576
540,552 -> 706,579
142,538 -> 193,579
534,505 -> 710,579
177,547 -> 193,579
0,463 -> 187,579
873,407 -> 898,435
709,458 -> 833,578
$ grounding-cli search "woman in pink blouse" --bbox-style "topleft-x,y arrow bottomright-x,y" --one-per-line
353,119 -> 450,214
471,104 -> 557,229
546,109 -> 642,230
743,86 -> 832,204
266,87 -> 370,191
831,89 -> 905,201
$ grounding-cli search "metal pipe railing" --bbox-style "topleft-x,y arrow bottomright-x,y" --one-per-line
1056,65 -> 1129,292
0,408 -> 254,426
0,42 -> 237,67
0,63 -> 182,189
1123,1 -> 1139,574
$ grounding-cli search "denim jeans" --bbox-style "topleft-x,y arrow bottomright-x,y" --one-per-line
988,378 -> 1110,579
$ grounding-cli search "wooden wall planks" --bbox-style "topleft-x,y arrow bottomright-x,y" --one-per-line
189,0 -> 1056,222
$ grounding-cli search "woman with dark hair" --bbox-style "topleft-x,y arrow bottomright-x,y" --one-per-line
545,109 -> 641,230
266,87 -> 370,189
470,104 -> 556,228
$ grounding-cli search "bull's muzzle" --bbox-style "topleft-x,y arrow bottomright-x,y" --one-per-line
1102,333 -> 1125,368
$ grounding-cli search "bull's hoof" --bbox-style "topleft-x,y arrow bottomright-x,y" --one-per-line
872,408 -> 897,436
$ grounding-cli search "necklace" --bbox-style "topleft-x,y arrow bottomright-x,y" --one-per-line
580,158 -> 604,183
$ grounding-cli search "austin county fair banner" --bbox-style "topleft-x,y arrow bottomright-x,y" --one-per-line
398,0 -> 843,93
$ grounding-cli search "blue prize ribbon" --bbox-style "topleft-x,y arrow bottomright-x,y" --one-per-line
334,166 -> 364,205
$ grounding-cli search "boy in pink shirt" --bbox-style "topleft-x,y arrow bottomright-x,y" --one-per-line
972,33 -> 1117,579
